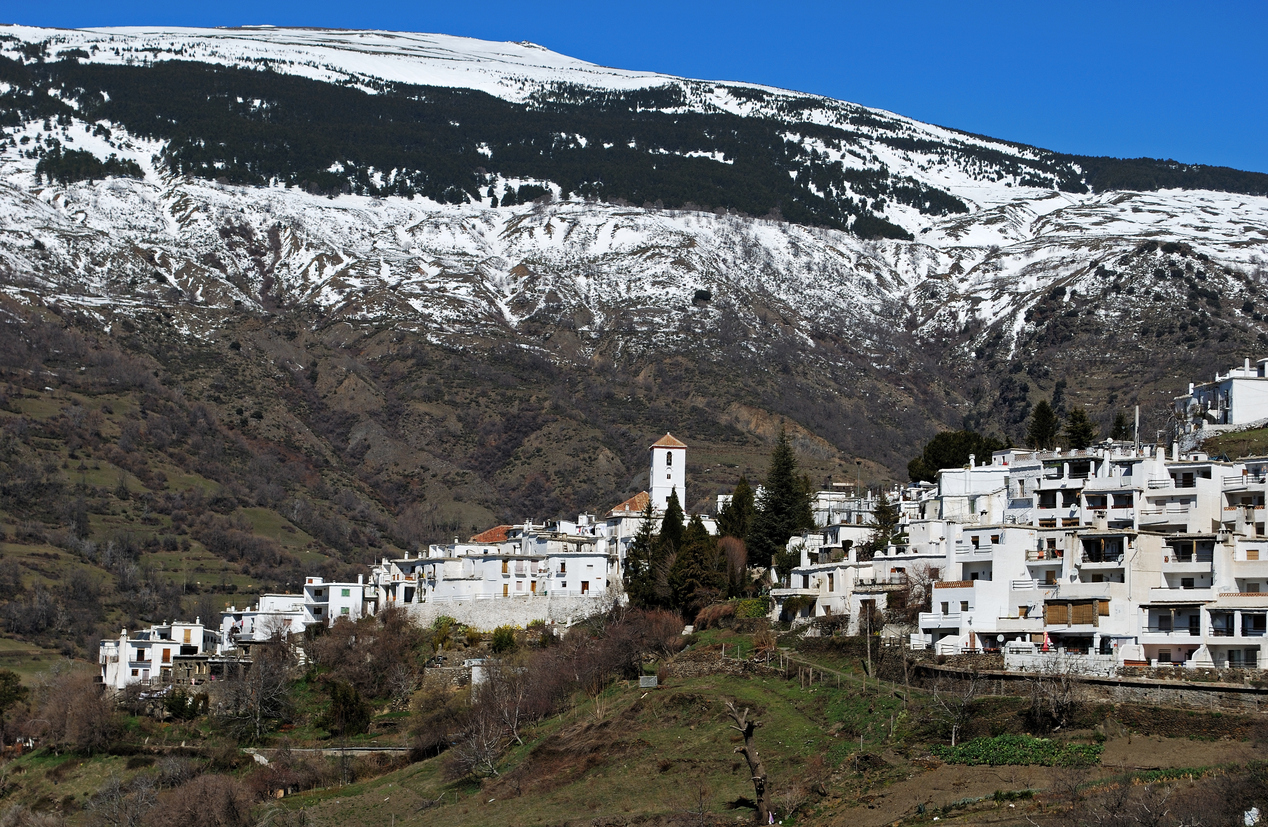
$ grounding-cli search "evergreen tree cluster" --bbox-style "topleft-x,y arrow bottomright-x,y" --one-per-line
623,427 -> 814,619
907,430 -> 1005,482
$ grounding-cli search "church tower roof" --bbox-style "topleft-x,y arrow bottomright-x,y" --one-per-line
650,433 -> 687,449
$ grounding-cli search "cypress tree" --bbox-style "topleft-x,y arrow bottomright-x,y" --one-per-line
1026,400 -> 1061,450
1064,406 -> 1097,449
622,501 -> 659,609
717,475 -> 755,540
748,426 -> 815,569
1110,411 -> 1132,441
668,515 -> 724,616
659,488 -> 685,556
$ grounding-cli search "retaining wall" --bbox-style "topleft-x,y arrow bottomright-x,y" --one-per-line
401,595 -> 616,630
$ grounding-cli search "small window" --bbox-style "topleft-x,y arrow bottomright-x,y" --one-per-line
314,589 -> 323,598
1181,578 -> 1195,589
666,451 -> 672,467
162,649 -> 171,664
1158,650 -> 1172,663
560,582 -> 566,589
340,607 -> 350,615
131,668 -> 138,677
1248,583 -> 1261,593
581,581 -> 590,594
940,602 -> 949,614
990,535 -> 1000,544
341,588 -> 350,597
559,561 -> 567,574
971,536 -> 980,549
959,601 -> 969,612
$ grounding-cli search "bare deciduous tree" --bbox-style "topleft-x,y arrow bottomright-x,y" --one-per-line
217,630 -> 296,743
929,670 -> 981,747
725,701 -> 771,824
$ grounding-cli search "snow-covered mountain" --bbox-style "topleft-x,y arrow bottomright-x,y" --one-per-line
2,25 -> 1268,479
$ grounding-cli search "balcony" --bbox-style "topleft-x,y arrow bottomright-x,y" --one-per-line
1140,627 -> 1201,644
1147,478 -> 1174,490
1148,587 -> 1215,603
1213,592 -> 1268,609
1082,476 -> 1134,492
934,580 -> 975,590
994,616 -> 1045,634
1026,549 -> 1064,563
919,611 -> 962,629
1223,473 -> 1268,490
854,576 -> 909,593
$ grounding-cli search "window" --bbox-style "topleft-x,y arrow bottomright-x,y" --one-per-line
162,649 -> 171,664
1018,606 -> 1028,618
971,536 -> 980,549
940,602 -> 949,615
559,561 -> 567,574
1061,491 -> 1079,507
341,588 -> 350,597
502,560 -> 508,574
581,581 -> 590,594
1158,650 -> 1172,663
1181,577 -> 1195,589
314,589 -> 323,598
131,669 -> 138,677
960,601 -> 969,612
1248,549 -> 1261,561
990,535 -> 1000,544
666,451 -> 672,467
802,575 -> 810,589
502,584 -> 508,597
1249,583 -> 1261,593
183,629 -> 191,643
314,607 -> 323,616
1091,574 -> 1103,583
1019,480 -> 1026,496
560,582 -> 566,589
827,574 -> 835,591
340,607 -> 349,615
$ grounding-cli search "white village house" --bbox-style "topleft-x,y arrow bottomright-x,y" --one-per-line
772,357 -> 1268,673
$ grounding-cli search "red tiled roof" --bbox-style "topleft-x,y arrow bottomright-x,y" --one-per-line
608,491 -> 651,516
469,525 -> 513,543
650,433 -> 687,449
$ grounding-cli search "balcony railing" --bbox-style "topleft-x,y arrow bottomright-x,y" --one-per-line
1224,474 -> 1268,487
1147,479 -> 1173,489
1026,549 -> 1063,562
934,580 -> 974,589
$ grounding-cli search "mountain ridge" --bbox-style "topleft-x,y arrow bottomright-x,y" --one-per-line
0,24 -> 1266,535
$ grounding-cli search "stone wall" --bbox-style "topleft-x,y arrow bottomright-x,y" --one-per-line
914,662 -> 1268,712
401,594 -> 617,631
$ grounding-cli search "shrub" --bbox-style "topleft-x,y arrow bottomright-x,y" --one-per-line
490,626 -> 517,654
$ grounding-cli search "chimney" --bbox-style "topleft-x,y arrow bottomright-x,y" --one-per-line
1172,442 -> 1179,462
969,453 -> 976,468
1246,357 -> 1252,374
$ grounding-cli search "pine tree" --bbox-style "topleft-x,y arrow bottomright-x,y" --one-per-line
1110,411 -> 1132,441
748,426 -> 815,569
1026,400 -> 1061,450
859,490 -> 901,561
717,475 -> 755,540
622,501 -> 659,609
1064,406 -> 1097,449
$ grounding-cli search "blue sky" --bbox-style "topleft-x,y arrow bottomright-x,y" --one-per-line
10,0 -> 1268,173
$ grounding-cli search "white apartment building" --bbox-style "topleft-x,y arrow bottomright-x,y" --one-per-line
99,619 -> 220,689
775,439 -> 1268,671
1176,356 -> 1268,433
